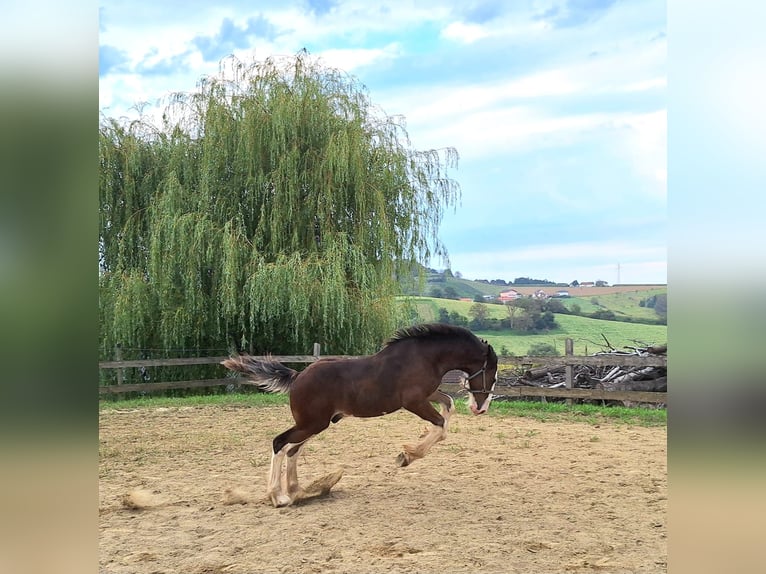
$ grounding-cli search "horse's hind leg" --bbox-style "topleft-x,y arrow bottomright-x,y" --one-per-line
267,437 -> 291,507
268,428 -> 306,507
268,425 -> 325,507
284,441 -> 307,498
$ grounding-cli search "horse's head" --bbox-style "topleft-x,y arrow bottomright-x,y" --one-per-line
464,342 -> 498,415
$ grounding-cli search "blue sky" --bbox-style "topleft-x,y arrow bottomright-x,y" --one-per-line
99,0 -> 666,285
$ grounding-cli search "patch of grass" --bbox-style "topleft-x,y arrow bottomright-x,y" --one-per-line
99,392 -> 289,411
100,392 -> 665,427
488,401 -> 668,426
452,398 -> 665,427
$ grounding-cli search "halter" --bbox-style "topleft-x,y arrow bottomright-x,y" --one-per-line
463,356 -> 495,395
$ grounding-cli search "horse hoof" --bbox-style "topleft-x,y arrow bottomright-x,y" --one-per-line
396,452 -> 410,467
273,494 -> 292,508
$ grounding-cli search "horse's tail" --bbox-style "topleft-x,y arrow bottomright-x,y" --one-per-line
221,355 -> 298,394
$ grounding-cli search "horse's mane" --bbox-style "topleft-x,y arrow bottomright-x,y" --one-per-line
384,323 -> 485,348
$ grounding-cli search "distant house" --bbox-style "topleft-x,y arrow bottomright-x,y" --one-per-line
459,297 -> 473,302
498,289 -> 521,302
553,290 -> 570,298
532,289 -> 548,299
482,294 -> 495,301
580,282 -> 595,288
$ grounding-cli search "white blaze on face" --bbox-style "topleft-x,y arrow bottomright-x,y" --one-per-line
467,391 -> 492,415
467,371 -> 497,415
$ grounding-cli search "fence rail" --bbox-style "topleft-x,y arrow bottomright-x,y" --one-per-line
99,342 -> 667,404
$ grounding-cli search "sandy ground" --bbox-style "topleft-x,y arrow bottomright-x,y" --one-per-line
99,404 -> 666,574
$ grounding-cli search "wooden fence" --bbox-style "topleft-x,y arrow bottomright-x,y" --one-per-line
99,340 -> 667,404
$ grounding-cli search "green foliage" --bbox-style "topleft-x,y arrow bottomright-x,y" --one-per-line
498,345 -> 513,358
443,285 -> 459,299
589,309 -> 617,321
469,302 -> 488,319
527,342 -> 560,356
99,53 -> 460,362
640,293 -> 667,318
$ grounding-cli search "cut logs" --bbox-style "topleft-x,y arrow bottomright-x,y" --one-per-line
492,343 -> 667,406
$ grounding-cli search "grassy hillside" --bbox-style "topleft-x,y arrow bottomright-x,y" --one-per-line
476,315 -> 667,357
560,288 -> 666,322
397,295 -> 667,356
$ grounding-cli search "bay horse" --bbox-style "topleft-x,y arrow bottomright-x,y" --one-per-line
221,323 -> 498,507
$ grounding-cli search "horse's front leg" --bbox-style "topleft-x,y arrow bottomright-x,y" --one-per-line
397,394 -> 452,467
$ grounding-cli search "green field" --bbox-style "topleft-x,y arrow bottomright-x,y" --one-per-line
560,288 -> 666,322
398,294 -> 667,356
476,314 -> 667,356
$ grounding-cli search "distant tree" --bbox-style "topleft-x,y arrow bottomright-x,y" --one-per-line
595,280 -> 609,287
468,303 -> 489,329
513,314 -> 534,331
443,269 -> 454,278
514,277 -> 555,285
534,311 -> 557,330
449,311 -> 468,327
443,286 -> 459,299
542,299 -> 568,314
590,309 -> 616,321
571,303 -> 582,315
498,345 -> 512,358
473,294 -> 485,303
527,342 -> 559,356
490,279 -> 508,286
505,301 -> 517,329
430,287 -> 444,298
454,271 -> 463,279
653,293 -> 667,317
511,298 -> 539,312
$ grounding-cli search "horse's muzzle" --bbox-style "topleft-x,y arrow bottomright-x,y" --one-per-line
469,403 -> 488,415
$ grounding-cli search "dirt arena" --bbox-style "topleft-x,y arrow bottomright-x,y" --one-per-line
99,403 -> 667,573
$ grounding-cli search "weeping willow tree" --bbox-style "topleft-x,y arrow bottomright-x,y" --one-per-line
99,52 -> 459,370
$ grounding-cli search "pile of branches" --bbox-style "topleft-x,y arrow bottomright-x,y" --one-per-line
496,343 -> 667,404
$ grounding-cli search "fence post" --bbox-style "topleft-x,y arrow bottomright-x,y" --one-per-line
565,338 -> 574,406
313,343 -> 321,359
115,343 -> 124,386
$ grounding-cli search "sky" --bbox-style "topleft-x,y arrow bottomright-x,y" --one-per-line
99,0 -> 667,285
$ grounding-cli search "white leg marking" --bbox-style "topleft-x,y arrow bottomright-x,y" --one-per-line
284,442 -> 306,497
267,448 -> 288,506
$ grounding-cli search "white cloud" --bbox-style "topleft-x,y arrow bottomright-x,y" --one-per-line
440,21 -> 490,44
612,110 -> 667,198
315,43 -> 402,72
